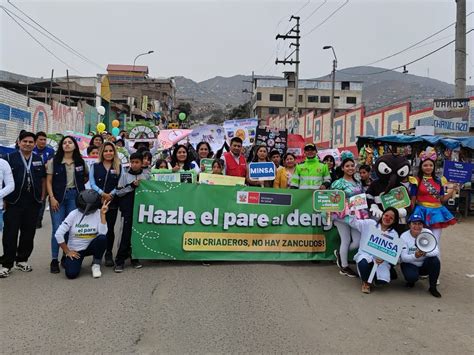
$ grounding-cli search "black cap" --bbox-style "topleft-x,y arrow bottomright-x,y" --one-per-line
304,143 -> 317,151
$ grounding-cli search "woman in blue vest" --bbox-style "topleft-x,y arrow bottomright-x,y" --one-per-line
89,142 -> 122,267
46,136 -> 88,273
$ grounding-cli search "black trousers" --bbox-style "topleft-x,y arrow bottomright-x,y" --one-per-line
2,202 -> 41,269
115,213 -> 133,265
105,208 -> 119,254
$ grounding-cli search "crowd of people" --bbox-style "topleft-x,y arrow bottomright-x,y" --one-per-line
0,129 -> 459,299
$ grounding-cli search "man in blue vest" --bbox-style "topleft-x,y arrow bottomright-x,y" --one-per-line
33,131 -> 54,229
0,131 -> 46,278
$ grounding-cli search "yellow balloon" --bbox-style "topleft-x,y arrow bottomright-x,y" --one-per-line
112,120 -> 120,128
97,122 -> 106,133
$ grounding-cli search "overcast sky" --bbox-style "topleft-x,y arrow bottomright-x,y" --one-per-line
1,0 -> 473,85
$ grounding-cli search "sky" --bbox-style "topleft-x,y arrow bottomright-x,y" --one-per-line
0,0 -> 473,85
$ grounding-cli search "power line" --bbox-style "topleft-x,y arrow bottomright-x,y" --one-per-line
302,0 -> 349,37
301,0 -> 328,24
295,0 -> 312,15
337,30 -> 473,76
6,0 -> 104,71
2,7 -> 81,73
365,11 -> 473,66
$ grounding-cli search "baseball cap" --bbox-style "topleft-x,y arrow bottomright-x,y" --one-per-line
304,143 -> 317,151
408,214 -> 424,223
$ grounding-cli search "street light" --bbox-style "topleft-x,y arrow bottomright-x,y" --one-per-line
323,45 -> 337,148
129,50 -> 154,122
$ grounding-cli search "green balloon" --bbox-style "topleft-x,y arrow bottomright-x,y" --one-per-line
178,112 -> 187,121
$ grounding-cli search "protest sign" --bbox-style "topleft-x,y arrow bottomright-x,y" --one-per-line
249,162 -> 276,181
126,121 -> 157,140
360,225 -> 403,265
65,131 -> 91,152
313,190 -> 346,212
188,125 -> 226,153
349,193 -> 368,211
158,129 -> 193,149
433,98 -> 470,133
200,158 -> 214,173
380,186 -> 410,210
443,160 -> 473,184
255,127 -> 288,155
199,173 -> 245,186
223,118 -> 258,146
150,169 -> 196,184
317,148 -> 341,165
132,181 -> 339,261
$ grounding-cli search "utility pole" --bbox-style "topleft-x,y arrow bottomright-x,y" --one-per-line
323,45 -> 337,149
66,69 -> 71,106
276,15 -> 300,131
49,69 -> 54,107
454,0 -> 466,98
242,71 -> 255,118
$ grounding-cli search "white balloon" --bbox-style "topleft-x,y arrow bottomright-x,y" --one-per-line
97,106 -> 106,115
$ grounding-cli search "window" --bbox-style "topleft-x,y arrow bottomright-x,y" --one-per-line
341,81 -> 350,90
256,92 -> 262,100
269,107 -> 279,115
320,96 -> 330,103
346,96 -> 357,104
308,95 -> 319,103
269,94 -> 284,101
298,95 -> 303,103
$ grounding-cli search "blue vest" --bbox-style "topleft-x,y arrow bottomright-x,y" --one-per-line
5,151 -> 45,204
93,162 -> 121,193
52,160 -> 86,203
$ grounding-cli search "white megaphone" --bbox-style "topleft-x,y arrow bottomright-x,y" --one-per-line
415,232 -> 437,253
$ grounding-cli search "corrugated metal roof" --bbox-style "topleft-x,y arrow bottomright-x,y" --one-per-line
106,64 -> 148,73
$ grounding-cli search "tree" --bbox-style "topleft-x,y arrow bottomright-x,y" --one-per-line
177,102 -> 192,116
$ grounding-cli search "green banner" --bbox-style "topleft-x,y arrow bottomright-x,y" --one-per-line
132,181 -> 340,261
381,186 -> 410,210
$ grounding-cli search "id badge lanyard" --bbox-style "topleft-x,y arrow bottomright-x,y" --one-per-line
20,152 -> 33,192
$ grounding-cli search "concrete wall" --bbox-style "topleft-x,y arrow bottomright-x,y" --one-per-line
0,87 -> 85,146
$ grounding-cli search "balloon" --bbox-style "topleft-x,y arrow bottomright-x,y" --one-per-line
97,122 -> 106,133
112,120 -> 120,128
178,112 -> 187,121
97,106 -> 106,115
111,127 -> 120,137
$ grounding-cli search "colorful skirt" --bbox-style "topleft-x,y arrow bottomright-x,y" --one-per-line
412,204 -> 456,229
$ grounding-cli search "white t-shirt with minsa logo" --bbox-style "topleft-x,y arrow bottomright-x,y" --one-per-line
55,209 -> 108,252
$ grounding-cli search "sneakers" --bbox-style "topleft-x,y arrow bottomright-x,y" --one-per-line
339,266 -> 358,278
361,282 -> 371,294
131,260 -> 143,269
114,264 -> 124,273
419,274 -> 429,280
334,249 -> 342,269
429,287 -> 442,298
91,264 -> 102,278
14,262 -> 32,272
0,267 -> 11,278
50,259 -> 60,274
104,252 -> 114,267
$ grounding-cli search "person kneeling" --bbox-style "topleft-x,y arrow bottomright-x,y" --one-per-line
55,190 -> 109,279
400,214 -> 441,298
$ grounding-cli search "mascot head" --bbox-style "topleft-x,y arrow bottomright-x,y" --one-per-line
374,154 -> 410,193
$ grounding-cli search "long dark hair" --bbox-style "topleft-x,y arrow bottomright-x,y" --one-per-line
196,142 -> 213,159
377,207 -> 400,232
251,145 -> 269,163
171,144 -> 193,170
336,157 -> 358,181
90,134 -> 104,146
417,158 -> 440,184
53,135 -> 84,167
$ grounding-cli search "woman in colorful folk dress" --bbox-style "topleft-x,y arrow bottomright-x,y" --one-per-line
409,148 -> 457,245
331,152 -> 368,278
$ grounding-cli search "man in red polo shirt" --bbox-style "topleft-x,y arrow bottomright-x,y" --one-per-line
223,137 -> 247,178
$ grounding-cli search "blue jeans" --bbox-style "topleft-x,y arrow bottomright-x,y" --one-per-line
51,189 -> 78,259
0,209 -> 3,232
64,235 -> 107,279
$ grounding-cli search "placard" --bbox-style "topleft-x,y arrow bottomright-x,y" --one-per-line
151,169 -> 196,184
255,127 -> 288,155
248,162 -> 276,181
199,173 -> 245,186
443,160 -> 473,184
313,190 -> 346,212
380,186 -> 410,210
200,158 -> 214,173
349,193 -> 368,211
360,225 -> 403,265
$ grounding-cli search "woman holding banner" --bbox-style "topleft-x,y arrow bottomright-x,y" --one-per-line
247,145 -> 272,188
409,148 -> 457,245
170,144 -> 200,174
349,207 -> 400,294
46,136 -> 88,274
89,142 -> 122,267
195,142 -> 214,172
331,152 -> 368,278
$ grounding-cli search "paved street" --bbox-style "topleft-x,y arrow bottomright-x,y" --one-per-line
1,216 -> 473,354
